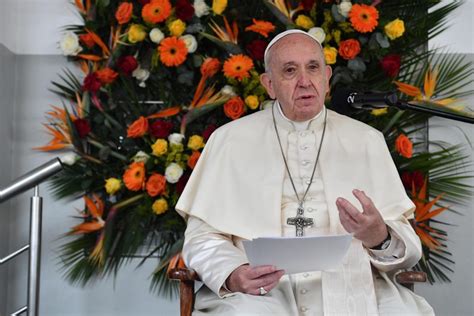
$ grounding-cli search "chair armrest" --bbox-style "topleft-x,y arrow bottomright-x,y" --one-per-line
168,267 -> 200,282
167,254 -> 200,316
395,271 -> 427,284
395,271 -> 427,291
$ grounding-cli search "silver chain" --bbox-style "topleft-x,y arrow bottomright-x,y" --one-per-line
271,103 -> 327,206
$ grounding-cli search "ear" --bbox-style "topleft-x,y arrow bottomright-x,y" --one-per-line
260,72 -> 276,99
325,65 -> 332,89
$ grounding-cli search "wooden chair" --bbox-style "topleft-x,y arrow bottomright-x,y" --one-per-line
168,260 -> 427,316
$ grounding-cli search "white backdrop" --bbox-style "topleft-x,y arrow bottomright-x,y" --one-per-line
0,0 -> 472,315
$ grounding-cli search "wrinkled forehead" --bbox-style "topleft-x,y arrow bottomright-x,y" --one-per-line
264,30 -> 322,69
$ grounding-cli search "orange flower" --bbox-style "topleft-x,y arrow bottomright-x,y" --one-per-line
245,19 -> 275,38
142,0 -> 172,24
127,116 -> 149,138
158,37 -> 188,67
79,33 -> 95,48
96,67 -> 119,84
395,134 -> 413,158
123,162 -> 146,191
224,96 -> 245,120
115,2 -> 133,25
146,173 -> 167,197
187,151 -> 201,169
349,4 -> 379,33
223,54 -> 254,81
338,39 -> 361,60
201,57 -> 221,77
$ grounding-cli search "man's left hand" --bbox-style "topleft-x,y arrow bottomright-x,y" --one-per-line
336,189 -> 388,248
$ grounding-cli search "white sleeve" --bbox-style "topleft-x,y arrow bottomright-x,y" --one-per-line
368,218 -> 422,272
182,216 -> 249,297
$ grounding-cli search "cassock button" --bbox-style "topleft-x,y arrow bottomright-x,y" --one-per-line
302,160 -> 310,166
305,179 -> 312,185
300,306 -> 308,312
307,208 -> 314,212
300,288 -> 308,294
303,273 -> 310,278
299,132 -> 307,137
300,145 -> 308,150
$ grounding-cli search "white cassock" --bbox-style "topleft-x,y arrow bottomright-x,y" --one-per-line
176,103 -> 434,315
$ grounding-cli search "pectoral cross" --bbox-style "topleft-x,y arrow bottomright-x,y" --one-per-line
287,204 -> 314,237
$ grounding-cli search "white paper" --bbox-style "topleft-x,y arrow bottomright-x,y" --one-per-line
242,234 -> 352,274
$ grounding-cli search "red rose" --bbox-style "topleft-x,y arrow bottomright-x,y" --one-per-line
175,0 -> 195,22
246,40 -> 268,61
401,171 -> 424,190
116,55 -> 138,76
202,124 -> 217,141
380,54 -> 401,78
73,119 -> 91,138
82,73 -> 101,93
149,120 -> 174,138
301,0 -> 315,11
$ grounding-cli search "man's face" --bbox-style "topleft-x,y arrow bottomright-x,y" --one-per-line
260,34 -> 332,121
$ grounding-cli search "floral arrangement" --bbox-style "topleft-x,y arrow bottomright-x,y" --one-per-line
39,0 -> 473,294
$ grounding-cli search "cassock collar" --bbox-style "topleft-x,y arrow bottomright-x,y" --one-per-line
273,100 -> 326,132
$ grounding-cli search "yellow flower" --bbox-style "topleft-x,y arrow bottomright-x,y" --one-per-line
385,18 -> 405,40
152,198 -> 169,215
152,139 -> 168,156
187,135 -> 205,150
128,24 -> 147,43
169,19 -> 186,37
105,178 -> 122,195
371,108 -> 388,116
323,46 -> 338,65
245,95 -> 259,110
212,0 -> 227,15
295,15 -> 314,30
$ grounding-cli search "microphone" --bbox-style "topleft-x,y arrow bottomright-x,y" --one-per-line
330,87 -> 474,124
330,88 -> 398,115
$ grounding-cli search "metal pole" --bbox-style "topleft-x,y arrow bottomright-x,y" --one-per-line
27,186 -> 42,316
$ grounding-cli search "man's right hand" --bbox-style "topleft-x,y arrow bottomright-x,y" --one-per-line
225,264 -> 285,295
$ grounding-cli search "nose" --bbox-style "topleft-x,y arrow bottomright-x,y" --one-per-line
297,70 -> 311,88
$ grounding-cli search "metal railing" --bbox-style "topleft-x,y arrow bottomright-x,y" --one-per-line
0,158 -> 63,316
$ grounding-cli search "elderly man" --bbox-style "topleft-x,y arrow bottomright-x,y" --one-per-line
176,30 -> 433,315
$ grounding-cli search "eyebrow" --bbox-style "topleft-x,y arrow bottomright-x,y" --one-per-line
281,59 -> 321,68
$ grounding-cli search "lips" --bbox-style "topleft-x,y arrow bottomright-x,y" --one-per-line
296,94 -> 315,100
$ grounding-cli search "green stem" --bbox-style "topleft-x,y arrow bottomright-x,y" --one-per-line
113,193 -> 145,210
87,139 -> 128,162
383,110 -> 405,134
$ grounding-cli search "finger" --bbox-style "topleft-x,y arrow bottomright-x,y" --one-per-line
338,207 -> 357,232
353,189 -> 378,215
251,271 -> 285,295
336,197 -> 364,223
247,265 -> 278,279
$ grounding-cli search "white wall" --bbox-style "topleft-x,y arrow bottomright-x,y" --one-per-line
417,1 -> 474,315
0,0 -> 472,315
0,43 -> 16,316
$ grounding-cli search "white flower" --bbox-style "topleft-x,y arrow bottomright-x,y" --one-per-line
308,27 -> 326,44
165,163 -> 184,183
194,0 -> 210,18
132,151 -> 150,163
168,133 -> 185,145
338,0 -> 352,18
150,28 -> 165,44
59,152 -> 80,166
132,67 -> 150,81
59,31 -> 82,56
221,85 -> 236,97
180,34 -> 198,53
